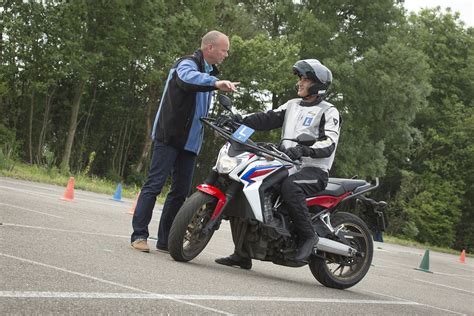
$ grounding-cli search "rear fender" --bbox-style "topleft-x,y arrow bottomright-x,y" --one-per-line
356,196 -> 389,231
306,192 -> 351,209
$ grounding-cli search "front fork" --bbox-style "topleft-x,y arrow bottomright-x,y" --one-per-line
197,170 -> 242,234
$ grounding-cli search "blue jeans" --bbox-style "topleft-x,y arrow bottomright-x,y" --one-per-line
131,141 -> 197,248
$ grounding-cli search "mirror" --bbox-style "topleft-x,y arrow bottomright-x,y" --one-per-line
295,133 -> 316,146
218,94 -> 233,112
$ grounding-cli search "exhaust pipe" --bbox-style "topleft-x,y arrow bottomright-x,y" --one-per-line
314,237 -> 358,257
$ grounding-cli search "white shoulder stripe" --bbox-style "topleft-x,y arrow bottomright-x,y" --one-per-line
294,179 -> 319,184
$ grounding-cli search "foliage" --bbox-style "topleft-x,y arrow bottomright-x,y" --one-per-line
40,145 -> 56,174
0,123 -> 19,171
401,9 -> 473,250
82,151 -> 96,176
222,34 -> 300,111
0,146 -> 16,172
390,171 -> 462,246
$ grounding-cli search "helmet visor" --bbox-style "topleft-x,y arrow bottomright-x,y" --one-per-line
292,61 -> 318,81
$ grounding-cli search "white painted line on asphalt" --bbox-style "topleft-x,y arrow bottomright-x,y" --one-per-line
172,294 -> 419,304
414,279 -> 474,295
1,223 -> 130,239
374,257 -> 419,269
0,253 -> 232,315
0,178 -> 117,199
0,178 -> 66,193
0,185 -> 132,209
0,184 -> 74,200
372,262 -> 473,280
0,202 -> 63,218
361,289 -> 466,315
0,290 -> 421,305
435,271 -> 474,278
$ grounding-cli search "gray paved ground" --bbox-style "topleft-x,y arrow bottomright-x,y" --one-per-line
1,176 -> 473,315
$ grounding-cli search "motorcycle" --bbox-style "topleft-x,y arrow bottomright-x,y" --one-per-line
168,94 -> 387,289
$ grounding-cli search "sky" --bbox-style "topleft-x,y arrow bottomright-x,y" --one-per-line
403,0 -> 473,27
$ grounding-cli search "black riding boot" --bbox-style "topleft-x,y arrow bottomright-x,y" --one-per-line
215,253 -> 252,270
294,234 -> 319,262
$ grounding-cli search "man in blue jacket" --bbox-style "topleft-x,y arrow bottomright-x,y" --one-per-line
131,30 -> 239,253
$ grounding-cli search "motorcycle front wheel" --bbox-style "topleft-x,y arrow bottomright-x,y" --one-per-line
168,191 -> 217,262
309,212 -> 373,289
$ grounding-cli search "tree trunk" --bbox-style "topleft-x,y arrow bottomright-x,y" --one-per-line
121,126 -> 136,178
272,92 -> 280,110
0,19 -> 3,57
28,89 -> 35,164
112,122 -> 125,175
60,79 -> 86,173
117,119 -> 129,177
78,83 -> 97,171
134,84 -> 159,173
36,87 -> 55,164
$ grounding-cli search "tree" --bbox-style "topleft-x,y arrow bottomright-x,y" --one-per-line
389,8 -> 473,248
334,37 -> 431,178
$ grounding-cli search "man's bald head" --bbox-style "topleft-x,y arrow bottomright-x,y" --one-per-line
201,30 -> 230,65
201,30 -> 228,49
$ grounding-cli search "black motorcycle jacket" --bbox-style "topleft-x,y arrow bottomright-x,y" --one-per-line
242,98 -> 341,172
151,49 -> 220,154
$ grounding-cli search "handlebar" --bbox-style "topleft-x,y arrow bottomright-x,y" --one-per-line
201,117 -> 299,165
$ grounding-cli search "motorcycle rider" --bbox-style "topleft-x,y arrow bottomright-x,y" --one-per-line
215,59 -> 341,268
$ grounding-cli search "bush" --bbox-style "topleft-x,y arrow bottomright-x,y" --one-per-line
105,168 -> 122,183
41,145 -> 56,174
0,123 -> 19,171
126,170 -> 147,186
0,146 -> 16,171
83,151 -> 96,176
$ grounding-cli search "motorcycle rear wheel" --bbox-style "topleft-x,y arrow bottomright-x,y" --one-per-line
168,191 -> 217,262
309,212 -> 373,289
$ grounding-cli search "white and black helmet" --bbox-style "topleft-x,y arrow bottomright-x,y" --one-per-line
293,59 -> 332,97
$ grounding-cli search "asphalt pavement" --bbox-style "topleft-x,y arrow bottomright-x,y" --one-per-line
1,176 -> 473,315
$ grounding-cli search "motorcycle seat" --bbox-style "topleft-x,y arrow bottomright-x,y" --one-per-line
315,178 -> 368,196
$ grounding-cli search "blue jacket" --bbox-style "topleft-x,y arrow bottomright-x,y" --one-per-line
151,49 -> 219,154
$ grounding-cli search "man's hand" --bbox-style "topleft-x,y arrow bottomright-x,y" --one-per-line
230,113 -> 242,123
215,115 -> 232,127
215,80 -> 240,92
215,114 -> 242,127
284,145 -> 311,160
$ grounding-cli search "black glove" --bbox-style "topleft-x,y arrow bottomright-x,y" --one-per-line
215,115 -> 232,127
228,113 -> 242,123
215,114 -> 242,127
284,145 -> 311,160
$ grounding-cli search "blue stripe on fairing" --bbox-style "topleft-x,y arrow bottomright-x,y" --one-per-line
241,165 -> 278,184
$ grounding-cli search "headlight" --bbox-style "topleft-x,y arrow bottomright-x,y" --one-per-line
216,146 -> 243,174
216,154 -> 242,174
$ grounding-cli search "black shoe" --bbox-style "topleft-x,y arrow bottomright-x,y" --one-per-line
156,244 -> 169,253
215,253 -> 252,270
294,235 -> 319,263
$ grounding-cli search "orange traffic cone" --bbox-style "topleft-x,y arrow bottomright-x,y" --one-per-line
128,191 -> 140,215
61,177 -> 75,201
459,249 -> 466,263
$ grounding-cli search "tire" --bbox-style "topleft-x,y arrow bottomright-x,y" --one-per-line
309,212 -> 373,289
168,191 -> 217,262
